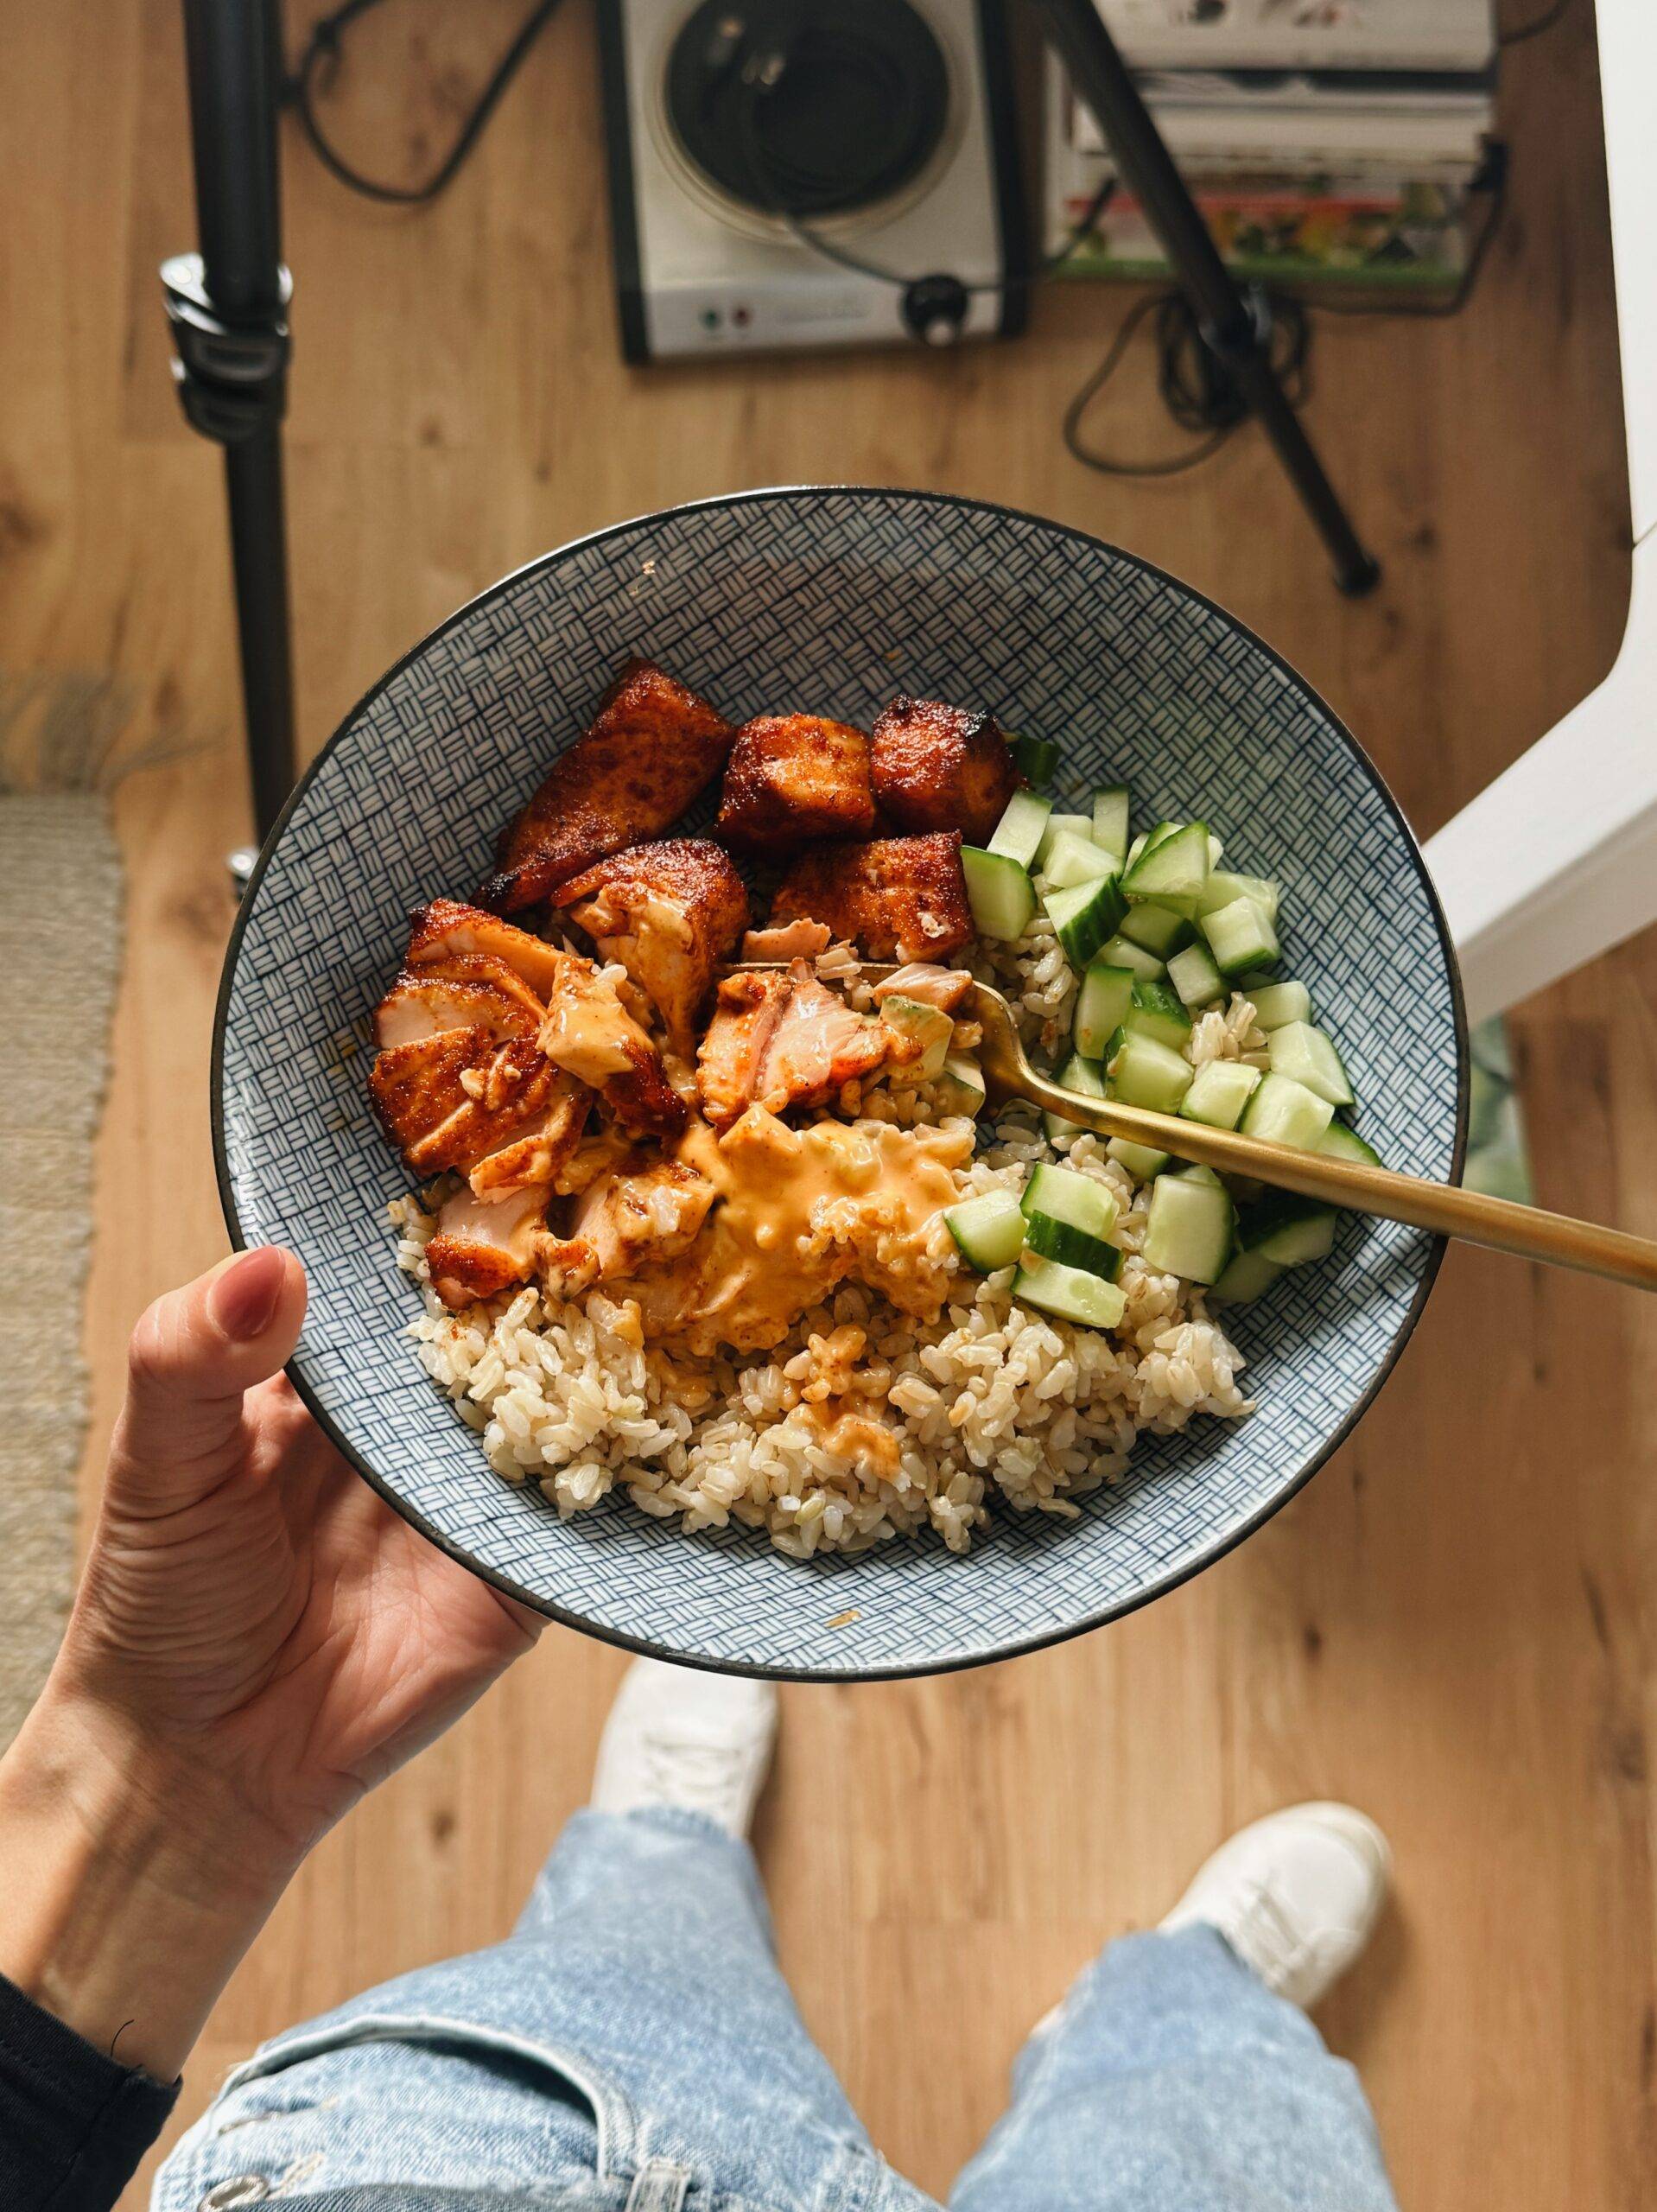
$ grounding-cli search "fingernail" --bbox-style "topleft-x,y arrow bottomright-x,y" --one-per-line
209,1247 -> 288,1341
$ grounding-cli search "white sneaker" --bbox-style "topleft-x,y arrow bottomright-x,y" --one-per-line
590,1657 -> 777,1837
1160,1802 -> 1392,2009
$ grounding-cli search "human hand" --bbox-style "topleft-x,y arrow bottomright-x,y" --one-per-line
0,1247 -> 541,2075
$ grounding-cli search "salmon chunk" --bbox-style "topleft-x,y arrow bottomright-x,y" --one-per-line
696,969 -> 794,1131
769,832 -> 973,963
403,899 -> 572,1002
536,946 -> 687,1141
869,695 -> 1020,843
715,715 -> 876,851
370,1032 -> 568,1177
553,837 -> 748,1054
481,660 -> 733,912
426,1185 -> 549,1310
695,962 -> 917,1128
467,1072 -> 591,1199
373,973 -> 543,1052
571,1154 -> 718,1282
740,918 -> 832,963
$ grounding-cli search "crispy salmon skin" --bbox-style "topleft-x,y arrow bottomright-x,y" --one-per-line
481,659 -> 733,912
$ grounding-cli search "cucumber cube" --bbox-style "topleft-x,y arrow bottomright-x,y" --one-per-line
1180,1058 -> 1262,1129
1107,1135 -> 1171,1182
1023,1160 -> 1121,1242
1042,874 -> 1127,969
1035,810 -> 1094,870
1167,941 -> 1226,1010
1123,820 -> 1211,918
1012,1255 -> 1127,1332
1248,979 -> 1311,1031
1240,1071 -> 1334,1151
1142,1173 -> 1234,1285
1106,1030 -> 1193,1115
1043,828 -> 1118,890
1092,785 -> 1129,861
1209,1247 -> 1283,1305
1318,1119 -> 1381,1169
1043,1051 -> 1106,1143
1097,934 -> 1166,984
1241,1192 -> 1338,1268
1009,733 -> 1059,789
986,790 -> 1053,869
1118,899 -> 1193,958
1123,977 -> 1192,1051
1074,960 -> 1136,1060
1200,893 -> 1279,977
1198,869 -> 1281,922
962,847 -> 1036,941
1267,1020 -> 1354,1109
945,1191 -> 1026,1273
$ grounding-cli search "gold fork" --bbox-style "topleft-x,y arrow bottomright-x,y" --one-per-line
736,962 -> 1657,1293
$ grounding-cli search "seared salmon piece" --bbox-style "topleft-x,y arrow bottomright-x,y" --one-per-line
696,969 -> 794,1130
370,1031 -> 574,1179
481,660 -> 733,912
552,837 -> 748,1054
467,1072 -> 590,1199
870,963 -> 975,1014
403,899 -> 571,1002
715,715 -> 876,851
740,918 -> 832,963
769,832 -> 973,963
373,972 -> 543,1052
572,1154 -> 718,1282
536,946 -> 687,1141
869,695 -> 1020,843
426,1185 -> 549,1310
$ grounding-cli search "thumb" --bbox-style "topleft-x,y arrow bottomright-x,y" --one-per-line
112,1247 -> 308,1500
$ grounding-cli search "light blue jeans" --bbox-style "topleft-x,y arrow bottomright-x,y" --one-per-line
156,1808 -> 1398,2211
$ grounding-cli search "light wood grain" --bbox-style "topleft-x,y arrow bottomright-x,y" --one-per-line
1,1 -> 1653,2204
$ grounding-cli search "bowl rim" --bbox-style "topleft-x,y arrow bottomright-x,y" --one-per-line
212,482 -> 1470,1682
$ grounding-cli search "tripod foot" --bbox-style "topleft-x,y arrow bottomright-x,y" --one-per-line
228,845 -> 258,899
1336,553 -> 1383,598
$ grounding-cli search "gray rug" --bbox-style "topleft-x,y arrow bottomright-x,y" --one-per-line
0,677 -> 129,1743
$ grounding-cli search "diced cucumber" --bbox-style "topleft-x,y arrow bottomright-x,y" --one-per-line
1106,1030 -> 1193,1115
1092,785 -> 1129,861
1125,830 -> 1149,870
1012,1255 -> 1127,1332
1043,828 -> 1117,890
882,995 -> 953,1084
1024,1216 -> 1124,1275
1318,1119 -> 1381,1169
962,846 -> 1036,941
1167,940 -> 1225,1010
1097,933 -> 1166,983
1240,1071 -> 1334,1151
1197,869 -> 1280,922
1209,1248 -> 1283,1305
1200,893 -> 1279,977
1180,1058 -> 1262,1129
1241,1192 -> 1338,1268
1118,899 -> 1193,958
986,790 -> 1053,869
1248,979 -> 1311,1031
1035,812 -> 1094,872
1042,873 -> 1127,969
1267,1020 -> 1354,1109
1123,977 -> 1192,1051
1142,1171 -> 1234,1285
1073,960 -> 1135,1060
1009,732 -> 1059,789
1206,832 -> 1225,867
1043,1051 -> 1106,1142
1123,820 -> 1211,918
945,1190 -> 1026,1273
1107,1135 -> 1171,1181
936,1052 -> 987,1120
1023,1160 -> 1121,1243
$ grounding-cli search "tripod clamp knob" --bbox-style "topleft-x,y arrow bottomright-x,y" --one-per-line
161,253 -> 293,447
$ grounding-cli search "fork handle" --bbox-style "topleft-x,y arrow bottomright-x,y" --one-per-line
1018,1073 -> 1657,1294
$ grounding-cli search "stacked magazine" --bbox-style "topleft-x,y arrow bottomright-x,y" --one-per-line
1046,0 -> 1498,294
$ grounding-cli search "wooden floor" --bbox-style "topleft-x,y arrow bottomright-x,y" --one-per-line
5,2 -> 1654,2202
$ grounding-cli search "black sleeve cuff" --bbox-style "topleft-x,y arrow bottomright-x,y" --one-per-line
0,1968 -> 180,2212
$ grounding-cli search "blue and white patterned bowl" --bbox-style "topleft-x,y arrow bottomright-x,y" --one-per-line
214,487 -> 1466,1681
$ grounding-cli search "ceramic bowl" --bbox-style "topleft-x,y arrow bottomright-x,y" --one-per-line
214,486 -> 1466,1679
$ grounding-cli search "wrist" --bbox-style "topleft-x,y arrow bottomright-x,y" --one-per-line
0,1684 -> 293,2079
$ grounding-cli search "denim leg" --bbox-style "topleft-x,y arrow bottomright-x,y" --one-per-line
949,1927 -> 1398,2212
156,1808 -> 929,2212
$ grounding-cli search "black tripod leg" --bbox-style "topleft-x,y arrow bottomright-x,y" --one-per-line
164,0 -> 298,855
1032,0 -> 1381,596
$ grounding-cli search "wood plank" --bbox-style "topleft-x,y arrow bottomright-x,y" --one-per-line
0,1 -> 1650,2205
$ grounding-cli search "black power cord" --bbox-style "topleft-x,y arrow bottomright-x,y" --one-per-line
283,0 -> 568,205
